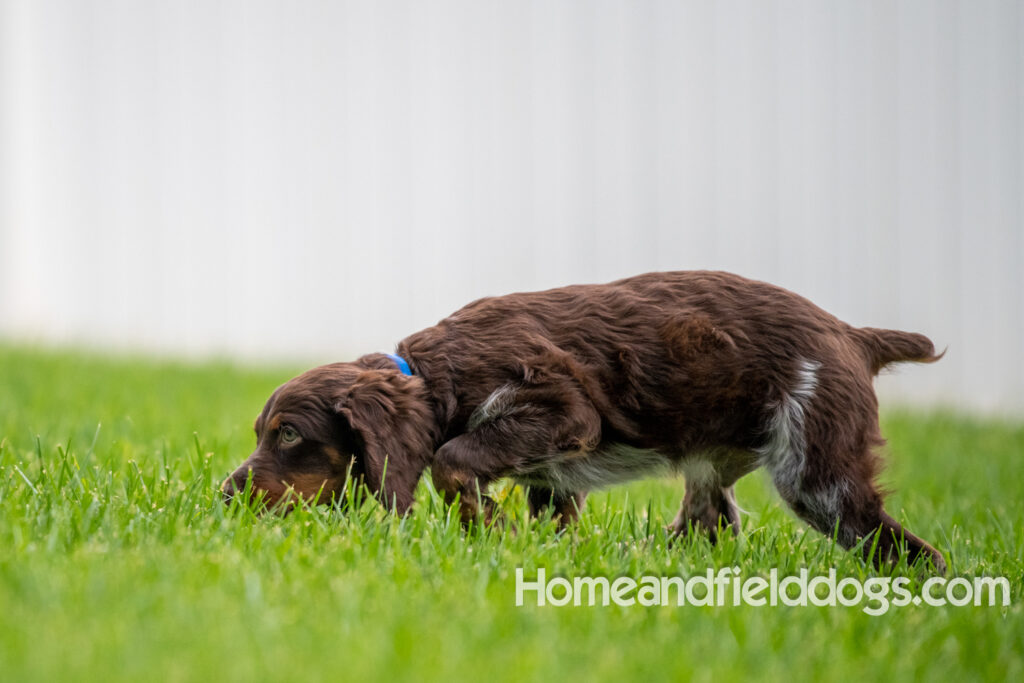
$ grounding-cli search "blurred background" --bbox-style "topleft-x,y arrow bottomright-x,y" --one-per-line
0,0 -> 1020,412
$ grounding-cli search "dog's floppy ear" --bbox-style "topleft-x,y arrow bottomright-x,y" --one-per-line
334,369 -> 434,513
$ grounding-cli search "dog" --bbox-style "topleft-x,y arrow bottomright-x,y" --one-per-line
222,271 -> 946,571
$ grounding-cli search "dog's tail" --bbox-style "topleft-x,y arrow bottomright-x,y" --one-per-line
854,327 -> 945,374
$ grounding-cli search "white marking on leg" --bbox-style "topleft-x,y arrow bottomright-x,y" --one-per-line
755,359 -> 820,497
679,458 -> 722,523
804,481 -> 852,543
467,384 -> 518,431
681,459 -> 719,491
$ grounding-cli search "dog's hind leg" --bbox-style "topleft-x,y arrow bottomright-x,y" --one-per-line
758,362 -> 946,572
770,439 -> 946,572
773,452 -> 946,572
667,449 -> 758,542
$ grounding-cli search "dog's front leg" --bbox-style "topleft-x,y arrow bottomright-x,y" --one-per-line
432,393 -> 601,527
527,487 -> 587,526
431,433 -> 505,525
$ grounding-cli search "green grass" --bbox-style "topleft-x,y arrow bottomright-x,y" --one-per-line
1,343 -> 1021,682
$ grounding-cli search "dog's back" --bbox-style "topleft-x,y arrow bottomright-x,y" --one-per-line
401,270 -> 935,452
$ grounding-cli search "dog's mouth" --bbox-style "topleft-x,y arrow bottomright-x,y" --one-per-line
221,471 -> 349,513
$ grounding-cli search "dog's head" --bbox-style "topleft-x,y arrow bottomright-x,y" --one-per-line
221,356 -> 435,512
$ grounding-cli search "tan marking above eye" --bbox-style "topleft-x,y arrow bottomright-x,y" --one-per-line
323,446 -> 349,467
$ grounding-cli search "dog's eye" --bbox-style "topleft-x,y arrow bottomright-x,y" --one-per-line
280,426 -> 300,444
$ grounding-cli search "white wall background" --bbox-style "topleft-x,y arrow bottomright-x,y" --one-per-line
1,0 -> 1021,412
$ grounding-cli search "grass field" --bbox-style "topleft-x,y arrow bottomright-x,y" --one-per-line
1,343 -> 1021,682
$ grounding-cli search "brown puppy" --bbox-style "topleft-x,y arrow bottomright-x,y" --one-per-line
223,271 -> 946,571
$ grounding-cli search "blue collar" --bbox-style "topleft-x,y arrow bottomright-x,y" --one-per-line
385,353 -> 413,376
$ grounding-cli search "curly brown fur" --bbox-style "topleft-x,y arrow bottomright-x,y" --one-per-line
223,270 -> 946,572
